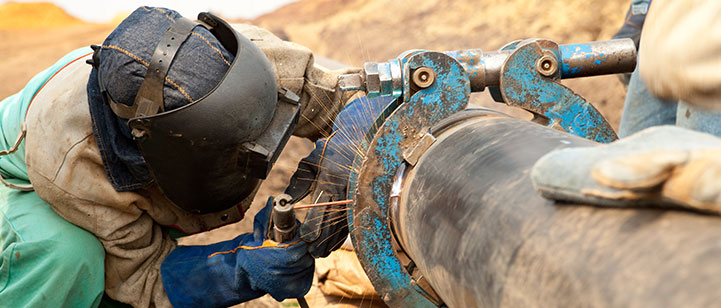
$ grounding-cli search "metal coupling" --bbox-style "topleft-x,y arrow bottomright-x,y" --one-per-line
536,52 -> 558,77
338,73 -> 365,91
411,67 -> 435,89
338,59 -> 403,97
271,193 -> 297,243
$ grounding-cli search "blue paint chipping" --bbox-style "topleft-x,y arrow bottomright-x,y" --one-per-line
560,42 -> 611,78
351,51 -> 469,307
350,41 -> 617,307
502,42 -> 617,143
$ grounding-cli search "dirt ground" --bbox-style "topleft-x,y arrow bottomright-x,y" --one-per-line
0,1 -> 632,307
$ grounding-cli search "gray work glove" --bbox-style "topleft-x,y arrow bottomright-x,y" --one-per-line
532,125 -> 721,214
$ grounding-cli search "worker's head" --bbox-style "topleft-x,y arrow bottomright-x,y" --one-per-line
87,7 -> 299,215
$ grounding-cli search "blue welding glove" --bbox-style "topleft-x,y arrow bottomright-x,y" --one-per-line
285,95 -> 395,258
160,198 -> 314,308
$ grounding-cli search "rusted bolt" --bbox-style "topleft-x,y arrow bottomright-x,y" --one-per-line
412,67 -> 435,89
536,54 -> 558,77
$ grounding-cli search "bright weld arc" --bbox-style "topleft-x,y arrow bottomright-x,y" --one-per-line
294,199 -> 354,209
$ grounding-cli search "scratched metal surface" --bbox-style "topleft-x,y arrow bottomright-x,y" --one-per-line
560,39 -> 636,79
349,51 -> 470,307
398,116 -> 721,307
499,41 -> 618,143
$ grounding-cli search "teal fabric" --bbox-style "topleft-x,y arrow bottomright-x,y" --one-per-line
0,47 -> 106,307
0,186 -> 105,308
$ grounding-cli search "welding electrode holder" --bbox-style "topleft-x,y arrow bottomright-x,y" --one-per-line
270,193 -> 297,243
269,194 -> 310,308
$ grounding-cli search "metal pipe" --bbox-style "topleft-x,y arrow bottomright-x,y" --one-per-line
340,39 -> 637,95
445,39 -> 637,90
391,112 -> 721,307
442,50 -> 510,91
559,39 -> 637,79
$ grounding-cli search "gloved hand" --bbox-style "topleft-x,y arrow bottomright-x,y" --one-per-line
532,125 -> 721,214
160,198 -> 314,308
285,96 -> 395,258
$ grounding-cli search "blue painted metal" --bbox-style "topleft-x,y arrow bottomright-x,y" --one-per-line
358,39 -> 634,103
343,38 -> 631,307
443,49 -> 485,92
487,41 -> 521,102
560,43 -> 595,77
499,40 -> 617,143
559,40 -> 637,79
349,51 -> 470,307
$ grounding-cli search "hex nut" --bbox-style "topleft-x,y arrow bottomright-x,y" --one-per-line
364,62 -> 381,93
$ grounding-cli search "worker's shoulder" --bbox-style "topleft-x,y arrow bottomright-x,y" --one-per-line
230,23 -> 311,55
25,52 -> 98,181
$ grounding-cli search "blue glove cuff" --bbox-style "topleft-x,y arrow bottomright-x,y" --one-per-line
161,201 -> 314,308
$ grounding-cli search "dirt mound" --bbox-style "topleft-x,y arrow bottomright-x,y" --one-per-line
0,2 -> 85,29
254,0 -> 630,128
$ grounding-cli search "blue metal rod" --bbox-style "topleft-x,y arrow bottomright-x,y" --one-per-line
445,39 -> 636,92
338,39 -> 636,96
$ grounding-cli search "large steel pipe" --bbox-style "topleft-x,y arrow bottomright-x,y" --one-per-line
391,112 -> 721,307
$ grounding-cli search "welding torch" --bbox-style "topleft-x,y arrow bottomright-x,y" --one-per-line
270,194 -> 310,308
337,38 -> 637,96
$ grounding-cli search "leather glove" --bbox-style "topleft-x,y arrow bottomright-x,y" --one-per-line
160,198 -> 314,308
532,125 -> 721,214
285,96 -> 395,258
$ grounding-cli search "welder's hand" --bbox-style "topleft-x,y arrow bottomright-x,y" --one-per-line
160,199 -> 314,308
285,96 -> 395,258
531,125 -> 721,214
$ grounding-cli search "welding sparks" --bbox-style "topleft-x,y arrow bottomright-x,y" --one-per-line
294,199 -> 354,209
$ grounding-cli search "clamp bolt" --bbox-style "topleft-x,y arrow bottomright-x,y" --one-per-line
536,54 -> 558,77
412,67 -> 435,89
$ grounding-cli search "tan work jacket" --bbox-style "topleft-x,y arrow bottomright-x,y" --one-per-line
24,24 -> 356,308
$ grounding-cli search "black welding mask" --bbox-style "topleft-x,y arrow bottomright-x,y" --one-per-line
92,12 -> 299,214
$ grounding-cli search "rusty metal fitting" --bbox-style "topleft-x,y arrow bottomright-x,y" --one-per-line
364,62 -> 381,95
338,73 -> 364,91
412,67 -> 435,89
535,53 -> 558,77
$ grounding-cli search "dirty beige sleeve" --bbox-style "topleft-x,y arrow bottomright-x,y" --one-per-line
234,24 -> 360,141
639,0 -> 721,109
24,60 -> 174,308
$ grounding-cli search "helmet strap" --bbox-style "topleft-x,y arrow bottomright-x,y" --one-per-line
91,17 -> 202,120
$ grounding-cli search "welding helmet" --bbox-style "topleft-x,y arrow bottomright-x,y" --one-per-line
90,12 -> 299,214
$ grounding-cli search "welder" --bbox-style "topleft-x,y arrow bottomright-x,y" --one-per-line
0,7 -> 358,308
